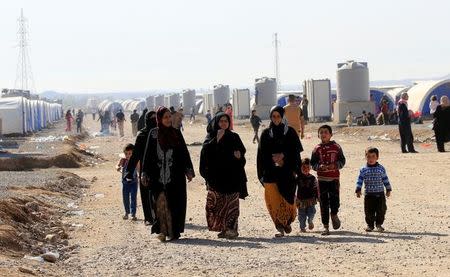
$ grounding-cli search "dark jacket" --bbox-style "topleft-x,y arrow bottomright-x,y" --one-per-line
130,112 -> 140,123
433,105 -> 450,142
200,112 -> 248,199
137,109 -> 148,131
250,115 -> 262,130
200,130 -> 248,199
257,123 -> 303,204
398,103 -> 411,126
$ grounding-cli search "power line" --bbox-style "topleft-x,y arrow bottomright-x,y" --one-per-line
14,8 -> 35,92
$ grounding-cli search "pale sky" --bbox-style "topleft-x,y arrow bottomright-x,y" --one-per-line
0,0 -> 449,93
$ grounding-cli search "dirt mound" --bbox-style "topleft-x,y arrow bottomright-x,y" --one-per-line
0,131 -> 104,171
0,172 -> 88,257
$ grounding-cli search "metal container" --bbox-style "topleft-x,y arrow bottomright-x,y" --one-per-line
213,84 -> 230,108
182,89 -> 196,115
255,77 -> 277,106
336,61 -> 370,102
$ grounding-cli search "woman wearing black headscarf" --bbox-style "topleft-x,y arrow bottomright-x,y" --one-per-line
141,107 -> 195,241
257,106 -> 303,237
433,95 -> 450,152
200,112 -> 248,239
125,110 -> 157,225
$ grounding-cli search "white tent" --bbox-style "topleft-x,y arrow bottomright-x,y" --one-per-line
0,97 -> 26,134
405,79 -> 450,116
0,97 -> 62,135
98,100 -> 124,115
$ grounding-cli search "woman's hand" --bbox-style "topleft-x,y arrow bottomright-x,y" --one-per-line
186,172 -> 193,182
234,151 -> 241,159
217,129 -> 225,142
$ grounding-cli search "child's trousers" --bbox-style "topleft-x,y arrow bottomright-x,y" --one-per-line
298,206 -> 316,229
364,194 -> 387,228
318,180 -> 340,226
122,181 -> 138,215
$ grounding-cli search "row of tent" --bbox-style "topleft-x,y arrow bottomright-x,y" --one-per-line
0,96 -> 63,135
96,99 -> 147,116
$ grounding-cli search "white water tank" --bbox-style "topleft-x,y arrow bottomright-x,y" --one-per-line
213,84 -> 230,108
154,95 -> 165,108
182,89 -> 196,115
255,77 -> 277,106
336,61 -> 370,102
165,94 -> 180,109
146,96 -> 155,110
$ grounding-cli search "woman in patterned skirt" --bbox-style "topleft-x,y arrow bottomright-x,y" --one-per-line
200,112 -> 248,239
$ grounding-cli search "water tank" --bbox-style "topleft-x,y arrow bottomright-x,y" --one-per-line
255,77 -> 277,106
213,84 -> 230,108
182,89 -> 196,115
336,61 -> 370,102
146,96 -> 155,110
154,95 -> 165,108
165,94 -> 180,109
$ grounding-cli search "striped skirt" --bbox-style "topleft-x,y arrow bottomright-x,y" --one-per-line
206,190 -> 240,232
264,183 -> 297,231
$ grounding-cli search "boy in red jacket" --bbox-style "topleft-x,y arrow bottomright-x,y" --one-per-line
311,125 -> 346,235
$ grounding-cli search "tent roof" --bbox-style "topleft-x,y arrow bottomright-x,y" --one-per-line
407,79 -> 450,113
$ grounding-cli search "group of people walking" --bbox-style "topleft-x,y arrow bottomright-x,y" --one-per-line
113,91 -> 448,242
115,100 -> 391,243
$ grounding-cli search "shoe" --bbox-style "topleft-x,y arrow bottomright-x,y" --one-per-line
300,228 -> 307,233
157,234 -> 166,242
122,214 -> 128,220
376,225 -> 385,232
308,222 -> 314,230
331,215 -> 341,230
284,225 -> 292,234
365,226 -> 374,232
409,150 -> 418,153
224,230 -> 239,239
275,232 -> 285,238
321,225 -> 330,236
217,231 -> 226,238
401,150 -> 408,153
169,234 -> 181,241
131,215 -> 137,221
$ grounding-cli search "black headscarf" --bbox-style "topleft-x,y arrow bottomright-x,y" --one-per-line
156,107 -> 180,151
269,106 -> 289,138
204,112 -> 231,142
137,108 -> 148,131
142,111 -> 156,132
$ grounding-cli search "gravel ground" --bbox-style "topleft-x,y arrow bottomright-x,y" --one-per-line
47,116 -> 450,277
0,169 -> 67,199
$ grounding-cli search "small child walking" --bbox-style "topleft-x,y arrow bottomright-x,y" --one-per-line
296,158 -> 319,232
116,143 -> 139,221
311,125 -> 346,235
355,147 -> 392,232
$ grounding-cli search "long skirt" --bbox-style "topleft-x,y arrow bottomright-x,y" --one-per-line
206,190 -> 240,232
264,183 -> 296,231
154,192 -> 174,238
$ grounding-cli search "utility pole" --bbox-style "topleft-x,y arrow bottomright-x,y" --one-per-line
273,33 -> 280,92
15,8 -> 35,92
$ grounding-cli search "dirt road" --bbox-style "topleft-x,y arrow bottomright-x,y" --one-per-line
2,116 -> 449,276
